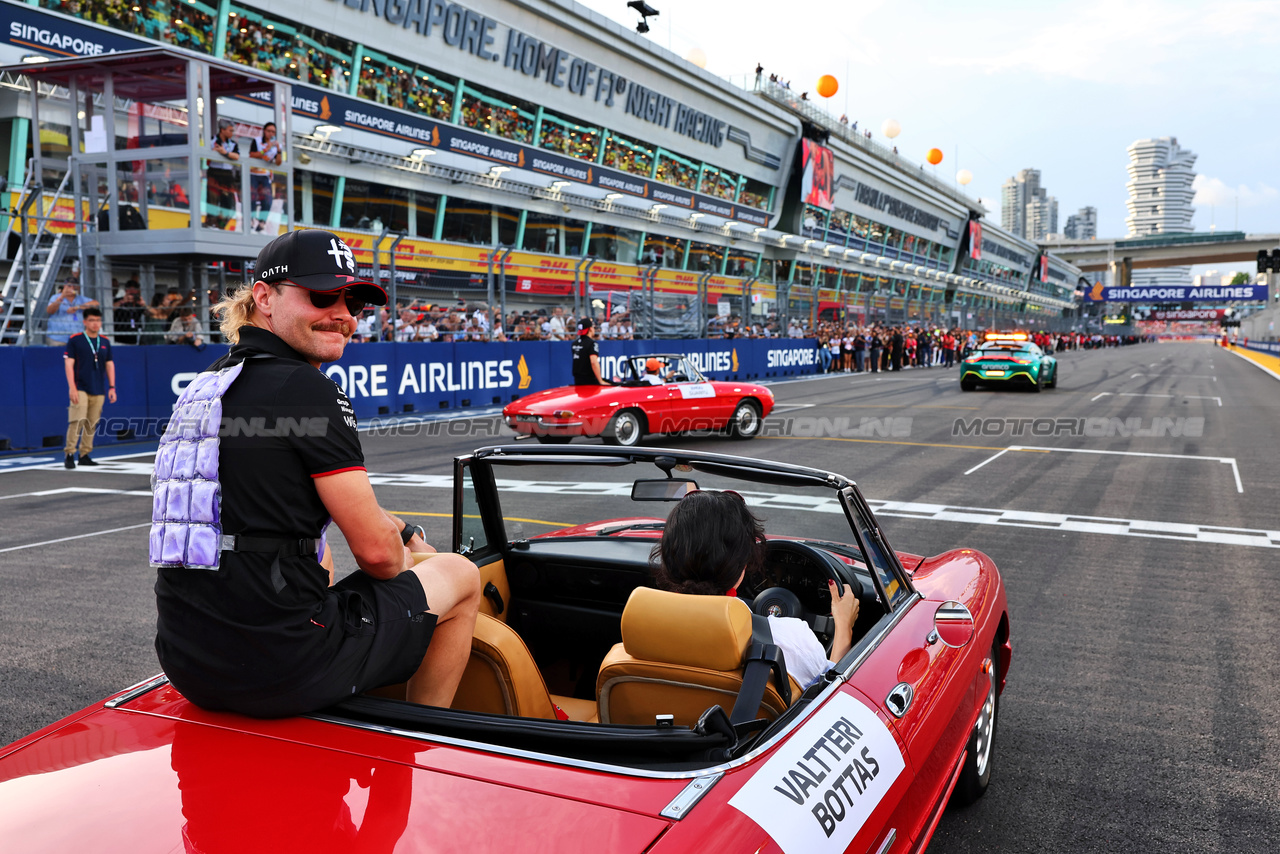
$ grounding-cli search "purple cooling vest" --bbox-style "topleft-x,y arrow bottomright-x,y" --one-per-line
149,363 -> 245,569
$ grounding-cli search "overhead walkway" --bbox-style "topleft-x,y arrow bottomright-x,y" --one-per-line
1044,231 -> 1280,279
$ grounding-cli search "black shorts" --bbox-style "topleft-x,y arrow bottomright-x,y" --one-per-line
218,571 -> 437,718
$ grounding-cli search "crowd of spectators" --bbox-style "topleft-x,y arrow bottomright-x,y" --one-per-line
357,64 -> 453,119
460,96 -> 534,143
222,12 -> 349,91
655,156 -> 697,191
43,0 -> 213,52
805,323 -> 1143,374
602,137 -> 654,177
538,122 -> 599,160
349,302 -> 638,344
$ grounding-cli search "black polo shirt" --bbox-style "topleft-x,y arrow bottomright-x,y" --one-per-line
63,332 -> 112,395
571,333 -> 600,385
155,326 -> 369,707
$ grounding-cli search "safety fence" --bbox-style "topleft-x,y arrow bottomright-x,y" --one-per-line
0,337 -> 819,451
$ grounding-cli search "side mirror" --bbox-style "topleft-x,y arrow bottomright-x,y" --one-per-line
631,478 -> 698,501
933,600 -> 974,648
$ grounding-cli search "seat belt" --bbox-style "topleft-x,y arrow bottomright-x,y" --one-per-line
729,614 -> 792,726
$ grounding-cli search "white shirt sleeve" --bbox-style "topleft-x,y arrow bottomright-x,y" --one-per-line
767,616 -> 832,690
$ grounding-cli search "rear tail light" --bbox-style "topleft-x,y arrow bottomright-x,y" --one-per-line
552,410 -> 575,419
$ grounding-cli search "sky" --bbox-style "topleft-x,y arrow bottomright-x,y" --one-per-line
576,0 -> 1280,265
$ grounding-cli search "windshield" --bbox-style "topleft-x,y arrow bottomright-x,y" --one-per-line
481,459 -> 853,549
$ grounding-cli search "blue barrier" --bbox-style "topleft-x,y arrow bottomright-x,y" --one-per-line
0,346 -> 27,449
1240,340 -> 1280,356
4,338 -> 820,450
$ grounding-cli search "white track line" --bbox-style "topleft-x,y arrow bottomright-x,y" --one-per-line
0,523 -> 151,554
963,447 -> 1012,476
0,487 -> 152,501
4,473 -> 1272,552
964,444 -> 1243,493
1092,392 -> 1222,406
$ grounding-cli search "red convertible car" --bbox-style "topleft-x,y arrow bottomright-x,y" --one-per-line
503,354 -> 774,445
0,446 -> 1010,853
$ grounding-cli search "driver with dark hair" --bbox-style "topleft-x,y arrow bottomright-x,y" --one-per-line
651,490 -> 859,688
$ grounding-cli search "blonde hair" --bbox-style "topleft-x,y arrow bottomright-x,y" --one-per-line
213,280 -> 278,343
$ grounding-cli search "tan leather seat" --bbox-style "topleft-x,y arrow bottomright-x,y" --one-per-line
596,587 -> 799,727
451,614 -> 597,722
369,613 -> 598,722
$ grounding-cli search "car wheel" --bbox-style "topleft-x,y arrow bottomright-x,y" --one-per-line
1029,372 -> 1043,393
535,435 -> 572,444
728,400 -> 762,439
960,377 -> 977,392
1046,366 -> 1058,388
603,410 -> 645,446
952,640 -> 1000,806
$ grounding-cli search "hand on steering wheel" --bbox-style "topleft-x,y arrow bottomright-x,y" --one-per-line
751,541 -> 857,657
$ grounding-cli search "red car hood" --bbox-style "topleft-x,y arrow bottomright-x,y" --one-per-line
0,685 -> 674,852
504,382 -> 772,415
504,384 -> 626,414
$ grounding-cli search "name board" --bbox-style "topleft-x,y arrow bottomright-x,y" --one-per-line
334,0 -> 728,147
1085,283 -> 1269,303
980,238 -> 1029,269
851,183 -> 946,234
244,83 -> 772,225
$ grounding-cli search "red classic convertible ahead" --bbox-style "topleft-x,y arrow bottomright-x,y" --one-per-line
503,354 -> 775,445
0,446 -> 1010,853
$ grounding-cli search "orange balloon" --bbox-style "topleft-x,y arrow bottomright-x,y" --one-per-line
816,75 -> 839,98
926,148 -> 943,165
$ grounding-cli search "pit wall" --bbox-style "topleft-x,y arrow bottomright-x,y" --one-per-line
0,338 -> 819,451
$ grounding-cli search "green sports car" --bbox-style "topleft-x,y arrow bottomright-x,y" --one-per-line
960,335 -> 1058,392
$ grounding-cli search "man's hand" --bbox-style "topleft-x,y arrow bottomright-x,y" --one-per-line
107,388 -> 117,404
827,579 -> 860,663
69,388 -> 79,405
315,470 -> 404,579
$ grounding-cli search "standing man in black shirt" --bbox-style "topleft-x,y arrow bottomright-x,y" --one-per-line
207,118 -> 240,229
571,316 -> 609,385
153,229 -> 480,718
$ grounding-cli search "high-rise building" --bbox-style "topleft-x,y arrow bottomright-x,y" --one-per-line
1124,137 -> 1197,288
1063,206 -> 1097,240
1001,168 -> 1057,239
1026,195 -> 1058,241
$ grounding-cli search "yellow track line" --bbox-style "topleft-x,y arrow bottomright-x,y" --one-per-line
390,511 -> 570,527
808,404 -> 982,410
758,436 -> 1007,451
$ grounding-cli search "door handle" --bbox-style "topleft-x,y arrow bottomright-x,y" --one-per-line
885,682 -> 913,718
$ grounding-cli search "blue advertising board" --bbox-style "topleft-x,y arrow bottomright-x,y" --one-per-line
1084,283 -> 1269,303
2,338 -> 820,451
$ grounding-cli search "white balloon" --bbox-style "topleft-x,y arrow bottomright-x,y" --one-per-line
685,47 -> 707,69
882,119 -> 901,139
957,169 -> 973,186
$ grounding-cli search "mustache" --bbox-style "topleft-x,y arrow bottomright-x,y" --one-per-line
311,322 -> 352,336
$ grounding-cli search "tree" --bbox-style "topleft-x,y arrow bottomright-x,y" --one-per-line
1229,271 -> 1250,285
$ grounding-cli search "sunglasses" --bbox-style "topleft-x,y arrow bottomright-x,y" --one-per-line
281,283 -> 367,316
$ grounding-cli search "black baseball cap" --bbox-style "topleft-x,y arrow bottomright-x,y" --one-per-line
578,317 -> 594,331
254,229 -> 387,306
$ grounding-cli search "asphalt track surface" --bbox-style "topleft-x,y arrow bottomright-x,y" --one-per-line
1,341 -> 1277,852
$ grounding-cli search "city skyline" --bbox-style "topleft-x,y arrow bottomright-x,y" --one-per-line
575,0 -> 1280,245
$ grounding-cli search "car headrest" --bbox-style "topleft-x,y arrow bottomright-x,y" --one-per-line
621,587 -> 753,672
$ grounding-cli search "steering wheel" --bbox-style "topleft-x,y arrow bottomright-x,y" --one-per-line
751,540 -> 857,656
